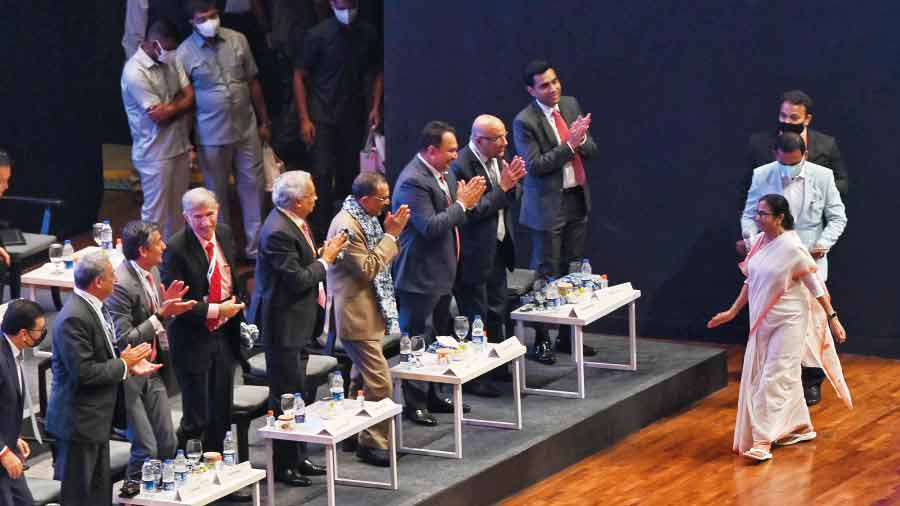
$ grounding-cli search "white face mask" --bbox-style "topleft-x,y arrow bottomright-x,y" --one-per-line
154,41 -> 174,65
195,17 -> 220,38
777,160 -> 804,184
332,7 -> 358,25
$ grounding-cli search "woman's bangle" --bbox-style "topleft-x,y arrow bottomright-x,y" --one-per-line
827,311 -> 839,321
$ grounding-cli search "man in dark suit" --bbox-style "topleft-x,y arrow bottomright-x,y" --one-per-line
0,299 -> 47,506
452,115 -> 526,397
160,188 -> 246,460
392,121 -> 485,425
249,171 -> 344,486
106,220 -> 196,479
0,150 -> 13,274
512,60 -> 599,364
745,89 -> 848,203
742,90 -> 848,406
47,250 -> 159,506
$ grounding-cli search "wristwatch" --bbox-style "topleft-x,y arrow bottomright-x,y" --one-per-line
827,311 -> 839,320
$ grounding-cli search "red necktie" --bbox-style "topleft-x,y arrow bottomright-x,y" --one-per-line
300,222 -> 327,308
205,242 -> 222,331
146,272 -> 158,362
551,109 -> 586,186
440,175 -> 460,260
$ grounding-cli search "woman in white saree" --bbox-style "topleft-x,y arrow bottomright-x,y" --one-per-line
708,194 -> 851,461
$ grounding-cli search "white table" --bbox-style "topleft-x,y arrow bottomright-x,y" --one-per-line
257,400 -> 402,506
510,282 -> 642,399
389,337 -> 526,459
117,462 -> 266,505
21,246 -> 125,300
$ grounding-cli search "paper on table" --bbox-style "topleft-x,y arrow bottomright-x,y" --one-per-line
317,417 -> 349,436
435,335 -> 460,348
214,460 -> 252,486
355,397 -> 397,417
488,336 -> 525,359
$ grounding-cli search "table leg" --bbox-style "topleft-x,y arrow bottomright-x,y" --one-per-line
574,324 -> 585,399
392,377 -> 404,450
453,384 -> 463,459
28,286 -> 36,302
389,417 -> 399,489
516,320 -> 527,392
325,444 -> 336,506
253,481 -> 261,506
629,301 -> 638,370
265,439 -> 275,506
513,357 -> 523,430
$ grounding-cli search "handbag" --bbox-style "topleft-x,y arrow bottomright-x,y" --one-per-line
359,126 -> 385,174
262,142 -> 285,192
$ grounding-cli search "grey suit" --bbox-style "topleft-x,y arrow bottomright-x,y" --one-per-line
106,260 -> 178,479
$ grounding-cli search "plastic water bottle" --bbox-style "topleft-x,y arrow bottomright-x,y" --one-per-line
141,458 -> 157,493
400,333 -> 412,367
356,389 -> 365,409
222,431 -> 237,466
266,409 -> 275,428
580,258 -> 592,278
62,240 -> 75,270
162,459 -> 175,492
174,450 -> 188,486
293,393 -> 306,424
471,315 -> 485,353
546,279 -> 560,307
101,220 -> 113,249
330,372 -> 345,403
600,274 -> 609,290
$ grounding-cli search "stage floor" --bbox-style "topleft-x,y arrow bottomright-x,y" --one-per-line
243,334 -> 727,506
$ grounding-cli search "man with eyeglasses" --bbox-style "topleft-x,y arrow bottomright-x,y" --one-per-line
451,115 -> 525,397
740,132 -> 847,405
0,299 -> 47,506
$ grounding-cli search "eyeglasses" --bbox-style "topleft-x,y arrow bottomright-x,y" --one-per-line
477,134 -> 508,143
755,211 -> 775,217
372,195 -> 390,202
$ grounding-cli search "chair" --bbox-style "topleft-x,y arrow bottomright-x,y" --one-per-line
506,268 -> 536,336
0,195 -> 64,302
27,478 -> 61,506
233,354 -> 338,462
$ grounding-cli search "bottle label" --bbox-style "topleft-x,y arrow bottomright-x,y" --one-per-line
294,413 -> 305,424
223,451 -> 236,466
143,479 -> 156,492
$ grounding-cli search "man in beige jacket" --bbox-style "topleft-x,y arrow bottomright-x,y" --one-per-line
326,171 -> 409,466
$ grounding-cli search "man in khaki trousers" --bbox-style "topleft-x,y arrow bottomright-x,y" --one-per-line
326,171 -> 409,466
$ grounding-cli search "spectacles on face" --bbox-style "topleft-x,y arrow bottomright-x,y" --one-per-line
755,210 -> 774,217
477,134 -> 508,144
372,194 -> 390,203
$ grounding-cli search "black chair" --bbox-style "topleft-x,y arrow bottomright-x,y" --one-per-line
0,194 -> 64,304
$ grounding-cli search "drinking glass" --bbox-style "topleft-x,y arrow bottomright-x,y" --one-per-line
185,439 -> 202,470
532,278 -> 546,309
48,243 -> 63,274
453,316 -> 469,343
280,393 -> 295,416
411,336 -> 425,367
92,223 -> 105,247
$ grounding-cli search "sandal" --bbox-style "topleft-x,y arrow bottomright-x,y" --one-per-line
775,431 -> 816,446
743,447 -> 773,461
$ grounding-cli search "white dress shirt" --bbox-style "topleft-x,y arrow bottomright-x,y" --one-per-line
469,141 -> 506,242
198,235 -> 233,322
535,100 -> 579,189
74,288 -> 129,380
418,154 -> 468,212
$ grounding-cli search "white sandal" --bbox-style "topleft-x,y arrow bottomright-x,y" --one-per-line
743,447 -> 773,461
775,431 -> 817,446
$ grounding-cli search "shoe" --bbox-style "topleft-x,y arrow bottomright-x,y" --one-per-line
555,339 -> 597,357
341,438 -> 358,453
742,447 -> 772,461
804,384 -> 821,406
463,380 -> 501,398
274,468 -> 312,487
775,431 -> 817,446
528,339 -> 556,365
428,396 -> 471,414
356,445 -> 391,467
221,489 -> 255,501
405,408 -> 438,426
297,458 -> 326,476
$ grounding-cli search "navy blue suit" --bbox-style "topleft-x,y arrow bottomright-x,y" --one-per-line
392,154 -> 467,408
0,338 -> 32,506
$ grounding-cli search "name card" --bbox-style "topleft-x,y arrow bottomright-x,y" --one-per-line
356,397 -> 397,417
214,460 -> 252,486
442,364 -> 468,377
177,475 -> 213,502
488,337 -> 525,360
435,335 -> 460,349
317,418 -> 348,436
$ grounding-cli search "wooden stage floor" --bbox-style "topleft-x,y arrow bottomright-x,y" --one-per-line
502,346 -> 900,506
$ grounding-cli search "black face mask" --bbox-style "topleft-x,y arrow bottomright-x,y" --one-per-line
778,121 -> 805,134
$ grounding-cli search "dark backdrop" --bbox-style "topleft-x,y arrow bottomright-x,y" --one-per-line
384,1 -> 900,354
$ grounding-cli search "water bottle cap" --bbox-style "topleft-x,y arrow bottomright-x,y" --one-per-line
474,314 -> 481,320
64,240 -> 71,244
583,257 -> 589,262
225,430 -> 232,437
103,220 -> 110,224
165,459 -> 173,464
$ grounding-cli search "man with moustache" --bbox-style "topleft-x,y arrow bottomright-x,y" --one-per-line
452,115 -> 526,397
392,120 -> 486,425
513,60 -> 600,364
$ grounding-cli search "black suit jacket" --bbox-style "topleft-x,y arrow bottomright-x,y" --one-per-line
746,128 -> 848,199
451,145 -> 517,284
513,96 -> 599,231
46,295 -> 126,443
248,208 -> 326,349
392,155 -> 467,295
0,338 -> 24,468
160,224 -> 242,373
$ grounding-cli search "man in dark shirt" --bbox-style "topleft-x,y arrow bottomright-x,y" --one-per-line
292,0 -> 383,240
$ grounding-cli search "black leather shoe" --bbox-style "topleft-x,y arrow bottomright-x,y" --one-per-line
405,408 -> 438,426
463,380 -> 501,398
297,458 -> 326,476
357,445 -> 391,467
555,339 -> 597,357
428,396 -> 471,414
222,489 -> 255,500
804,384 -> 821,406
274,468 -> 312,487
528,339 -> 556,365
341,438 -> 358,453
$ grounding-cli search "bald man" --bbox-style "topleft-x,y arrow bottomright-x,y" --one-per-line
451,115 -> 526,397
